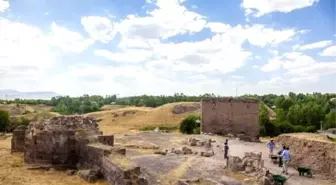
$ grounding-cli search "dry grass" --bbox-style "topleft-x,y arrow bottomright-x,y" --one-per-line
86,102 -> 200,134
100,104 -> 128,111
159,156 -> 195,185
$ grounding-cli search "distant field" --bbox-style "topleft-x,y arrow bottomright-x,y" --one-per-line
0,103 -> 53,116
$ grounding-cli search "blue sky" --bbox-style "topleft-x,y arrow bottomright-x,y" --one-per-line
0,0 -> 335,96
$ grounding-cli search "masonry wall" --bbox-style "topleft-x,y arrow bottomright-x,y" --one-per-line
24,130 -> 79,167
11,126 -> 27,153
201,98 -> 260,139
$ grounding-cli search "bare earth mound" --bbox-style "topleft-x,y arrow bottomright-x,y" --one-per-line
275,133 -> 336,179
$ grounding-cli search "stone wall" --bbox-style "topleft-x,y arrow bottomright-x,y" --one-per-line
11,125 -> 27,153
24,116 -> 101,168
275,134 -> 336,179
98,135 -> 114,146
201,98 -> 260,140
13,115 -> 148,185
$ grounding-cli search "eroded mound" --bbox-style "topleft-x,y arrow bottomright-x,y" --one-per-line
275,133 -> 336,179
171,103 -> 201,114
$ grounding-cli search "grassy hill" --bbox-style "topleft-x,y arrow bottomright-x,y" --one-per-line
86,102 -> 201,134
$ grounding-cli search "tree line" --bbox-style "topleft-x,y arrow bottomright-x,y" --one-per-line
0,92 -> 335,134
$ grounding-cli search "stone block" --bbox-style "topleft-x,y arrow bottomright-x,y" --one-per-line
98,135 -> 114,146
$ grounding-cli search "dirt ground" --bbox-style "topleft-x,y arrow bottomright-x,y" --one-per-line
1,132 -> 335,185
115,132 -> 336,185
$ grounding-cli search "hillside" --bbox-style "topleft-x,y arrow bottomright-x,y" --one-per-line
86,102 -> 201,134
0,103 -> 53,116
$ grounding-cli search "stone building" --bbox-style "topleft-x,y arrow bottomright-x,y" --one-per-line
201,98 -> 260,140
11,115 -> 148,185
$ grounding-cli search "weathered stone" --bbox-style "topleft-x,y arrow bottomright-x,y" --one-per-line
201,98 -> 259,140
182,147 -> 193,155
11,125 -> 27,153
154,150 -> 167,155
174,149 -> 182,155
201,150 -> 214,157
188,137 -> 198,146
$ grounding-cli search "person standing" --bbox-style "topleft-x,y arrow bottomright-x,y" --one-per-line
224,139 -> 229,159
278,146 -> 286,167
267,139 -> 275,157
281,147 -> 291,175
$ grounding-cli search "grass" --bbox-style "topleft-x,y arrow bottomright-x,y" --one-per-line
139,124 -> 178,132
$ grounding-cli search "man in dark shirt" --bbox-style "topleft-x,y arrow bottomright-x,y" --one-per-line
278,146 -> 286,167
224,139 -> 229,159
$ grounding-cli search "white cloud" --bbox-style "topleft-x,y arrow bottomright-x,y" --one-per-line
0,0 -> 9,12
81,16 -> 117,43
252,65 -> 259,69
319,45 -> 336,57
47,22 -> 94,53
260,58 -> 283,72
295,40 -> 333,51
261,52 -> 316,72
258,76 -> 285,86
287,62 -> 336,76
94,49 -> 153,63
0,18 -> 55,90
116,0 -> 207,40
242,0 -> 319,17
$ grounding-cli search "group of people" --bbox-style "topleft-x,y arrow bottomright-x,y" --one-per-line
222,139 -> 291,175
267,140 -> 291,175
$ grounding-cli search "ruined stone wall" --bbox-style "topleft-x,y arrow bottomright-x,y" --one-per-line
24,116 -> 101,168
80,143 -> 147,185
201,98 -> 260,139
24,130 -> 79,167
11,125 -> 27,153
275,135 -> 336,179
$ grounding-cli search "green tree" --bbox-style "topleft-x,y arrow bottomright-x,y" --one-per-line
0,110 -> 9,132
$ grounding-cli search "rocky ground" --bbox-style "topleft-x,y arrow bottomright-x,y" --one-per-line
115,132 -> 336,185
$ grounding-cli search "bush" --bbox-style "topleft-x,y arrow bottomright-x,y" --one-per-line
179,115 -> 200,134
304,125 -> 317,133
0,110 -> 9,132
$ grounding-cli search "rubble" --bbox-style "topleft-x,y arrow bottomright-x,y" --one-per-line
181,147 -> 193,154
227,152 -> 264,174
200,150 -> 215,157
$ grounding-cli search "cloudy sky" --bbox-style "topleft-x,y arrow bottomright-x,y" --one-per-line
0,0 -> 335,97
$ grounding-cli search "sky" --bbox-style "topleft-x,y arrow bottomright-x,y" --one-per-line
0,0 -> 335,97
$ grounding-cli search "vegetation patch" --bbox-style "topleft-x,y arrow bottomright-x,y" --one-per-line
179,115 -> 200,134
